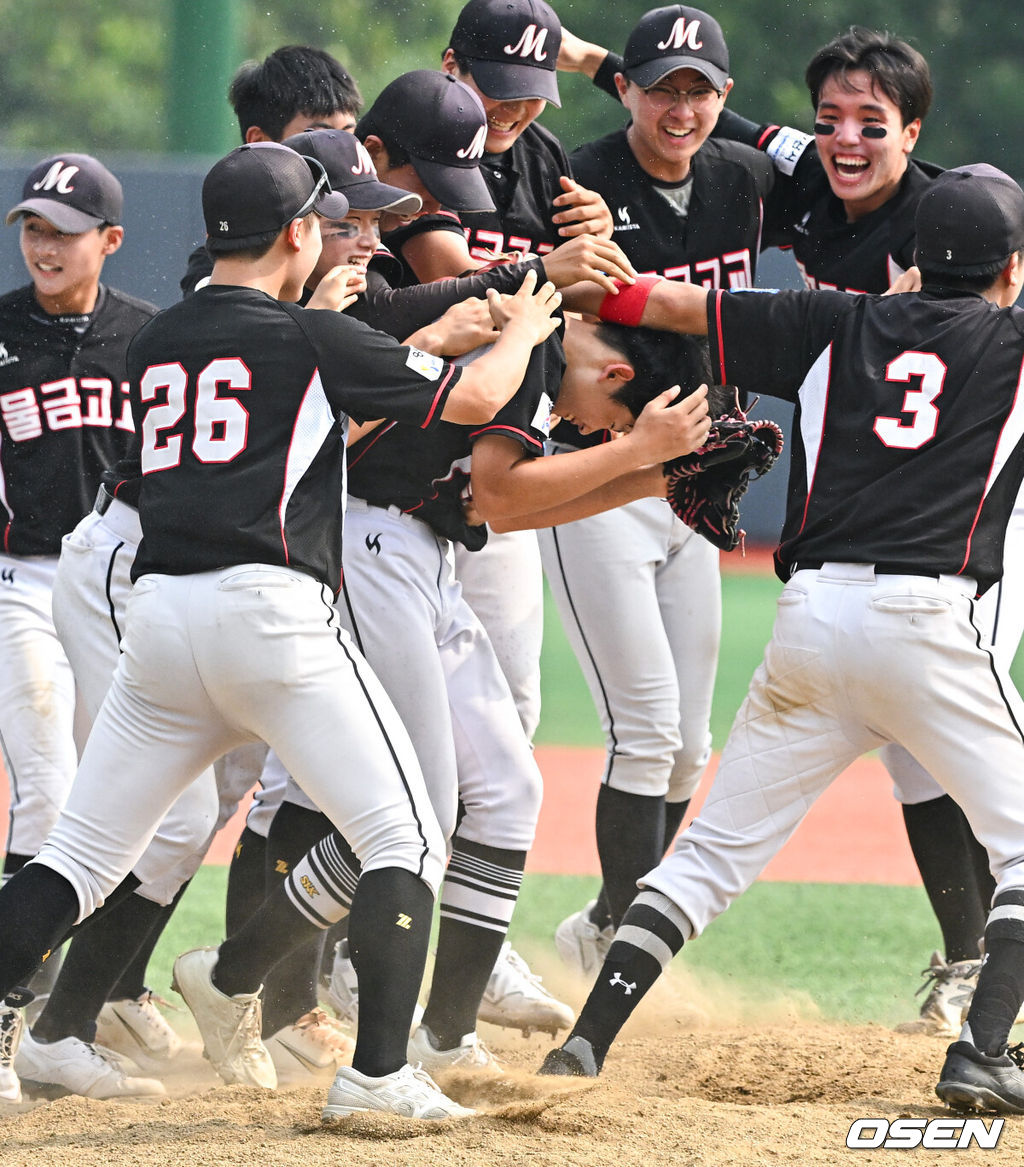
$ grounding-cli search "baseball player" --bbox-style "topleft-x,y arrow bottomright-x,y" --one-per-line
532,5 -> 779,969
0,141 -> 561,1119
561,17 -> 1006,1033
541,165 -> 1024,1116
171,304 -> 714,1075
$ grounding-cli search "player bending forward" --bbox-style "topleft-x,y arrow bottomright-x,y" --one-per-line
0,140 -> 560,1121
542,165 -> 1024,1114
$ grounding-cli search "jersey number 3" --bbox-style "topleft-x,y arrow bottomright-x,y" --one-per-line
873,351 -> 946,450
140,359 -> 251,473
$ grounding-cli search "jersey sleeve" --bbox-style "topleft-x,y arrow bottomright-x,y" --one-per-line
293,308 -> 462,428
705,288 -> 849,403
468,331 -> 564,453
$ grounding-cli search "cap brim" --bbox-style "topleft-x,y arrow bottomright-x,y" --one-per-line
467,58 -> 561,107
626,56 -> 729,91
340,178 -> 423,217
314,190 -> 351,220
413,157 -> 496,213
5,199 -> 105,233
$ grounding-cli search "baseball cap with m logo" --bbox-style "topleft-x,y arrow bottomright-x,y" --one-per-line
6,153 -> 123,233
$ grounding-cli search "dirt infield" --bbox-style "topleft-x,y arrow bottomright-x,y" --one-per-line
1,1011 -> 1017,1166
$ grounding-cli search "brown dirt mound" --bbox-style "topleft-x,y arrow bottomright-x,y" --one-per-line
1,1020 -> 1019,1167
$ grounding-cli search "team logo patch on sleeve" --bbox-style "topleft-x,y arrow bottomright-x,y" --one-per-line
532,392 -> 555,436
405,348 -> 444,381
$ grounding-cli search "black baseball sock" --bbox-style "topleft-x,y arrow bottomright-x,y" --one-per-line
964,891 -> 1024,1055
224,826 -> 267,936
33,889 -> 176,1044
570,890 -> 689,1070
419,839 -> 526,1049
902,795 -> 990,961
110,880 -> 192,1001
0,865 -> 80,997
596,785 -> 666,927
260,802 -> 334,1034
348,868 -> 433,1078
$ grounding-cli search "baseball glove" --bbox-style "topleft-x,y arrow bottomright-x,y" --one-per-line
665,388 -> 784,552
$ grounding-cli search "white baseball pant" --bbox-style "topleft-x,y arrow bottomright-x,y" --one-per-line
32,564 -> 445,922
641,565 -> 1024,938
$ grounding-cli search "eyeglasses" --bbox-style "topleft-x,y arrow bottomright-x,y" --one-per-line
292,155 -> 331,222
640,83 -> 722,112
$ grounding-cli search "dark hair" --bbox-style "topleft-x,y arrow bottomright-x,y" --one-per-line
805,27 -> 932,126
917,248 -> 1023,295
229,45 -> 362,141
596,322 -> 712,418
448,49 -> 474,75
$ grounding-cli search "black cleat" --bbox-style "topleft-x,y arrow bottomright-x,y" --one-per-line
538,1035 -> 599,1078
936,1040 -> 1024,1114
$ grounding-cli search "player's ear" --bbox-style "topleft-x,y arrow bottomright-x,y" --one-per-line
101,225 -> 124,256
363,136 -> 388,171
244,126 -> 273,143
285,218 -> 305,251
720,78 -> 734,102
613,73 -> 629,104
441,48 -> 459,77
902,117 -> 921,154
601,360 -> 634,384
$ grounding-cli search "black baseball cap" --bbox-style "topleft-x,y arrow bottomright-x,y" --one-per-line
281,130 -> 423,217
202,142 -> 350,253
915,165 -> 1024,277
356,72 -> 494,213
449,0 -> 562,107
6,153 -> 123,233
623,5 -> 729,91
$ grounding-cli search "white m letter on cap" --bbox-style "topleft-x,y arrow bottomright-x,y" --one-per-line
32,161 -> 80,195
351,140 -> 376,177
657,18 -> 703,51
505,24 -> 549,62
456,125 -> 488,161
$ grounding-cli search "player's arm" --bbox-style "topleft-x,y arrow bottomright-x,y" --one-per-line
403,297 -> 499,357
561,276 -> 711,336
401,228 -> 486,283
439,273 -> 562,424
470,383 -> 710,523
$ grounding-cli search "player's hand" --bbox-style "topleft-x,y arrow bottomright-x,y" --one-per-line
884,266 -> 921,295
552,177 -> 614,239
460,480 -> 485,527
486,269 -> 562,344
428,297 -> 501,356
541,235 -> 637,293
306,264 -> 365,312
556,27 -> 609,78
627,384 -> 711,464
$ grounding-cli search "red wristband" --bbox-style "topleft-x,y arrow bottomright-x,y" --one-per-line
597,275 -> 663,327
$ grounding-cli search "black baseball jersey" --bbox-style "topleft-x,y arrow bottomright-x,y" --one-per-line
347,330 -> 565,549
707,286 -> 1024,592
570,129 -> 776,285
0,284 -> 155,555
384,122 -> 572,275
127,285 -> 463,591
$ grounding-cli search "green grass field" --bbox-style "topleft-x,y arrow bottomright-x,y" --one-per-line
143,566 -> 965,1033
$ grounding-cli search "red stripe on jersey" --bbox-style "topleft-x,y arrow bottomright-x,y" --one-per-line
757,125 -> 782,150
959,354 -> 1024,574
347,421 -> 397,469
467,423 -> 544,450
421,365 -> 456,429
712,290 -> 727,383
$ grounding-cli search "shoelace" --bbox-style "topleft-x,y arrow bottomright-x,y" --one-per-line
83,1041 -> 130,1079
230,997 -> 266,1065
1007,1043 -> 1024,1069
502,948 -> 546,988
0,1011 -> 22,1062
292,1010 -> 352,1055
451,1036 -> 499,1068
399,1062 -> 445,1093
914,958 -> 983,998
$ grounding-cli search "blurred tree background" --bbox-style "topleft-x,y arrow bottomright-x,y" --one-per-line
0,0 -> 1020,176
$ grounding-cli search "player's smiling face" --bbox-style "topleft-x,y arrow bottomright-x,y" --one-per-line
313,209 -> 381,285
617,67 -> 731,184
441,53 -> 546,154
814,70 -> 920,222
19,214 -> 122,315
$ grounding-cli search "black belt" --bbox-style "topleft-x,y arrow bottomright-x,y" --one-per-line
792,560 -> 941,579
94,485 -> 115,515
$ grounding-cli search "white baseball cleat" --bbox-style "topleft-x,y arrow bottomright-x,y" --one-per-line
96,990 -> 183,1073
477,942 -> 575,1037
14,1031 -> 165,1099
0,1004 -> 25,1104
555,901 -> 615,978
265,1008 -> 354,1086
171,946 -> 276,1089
322,1061 -> 475,1122
407,1024 -> 502,1074
323,939 -> 359,1026
897,950 -> 983,1038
